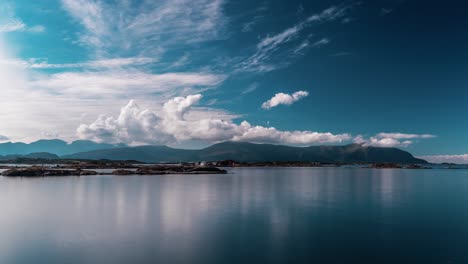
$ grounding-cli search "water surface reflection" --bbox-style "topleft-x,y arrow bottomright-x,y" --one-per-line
0,168 -> 467,263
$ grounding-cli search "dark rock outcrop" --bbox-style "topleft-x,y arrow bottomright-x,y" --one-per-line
134,166 -> 227,175
1,165 -> 227,177
1,167 -> 97,177
112,169 -> 135,175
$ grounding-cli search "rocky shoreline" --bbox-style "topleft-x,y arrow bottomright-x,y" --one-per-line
1,159 -> 465,177
1,165 -> 228,177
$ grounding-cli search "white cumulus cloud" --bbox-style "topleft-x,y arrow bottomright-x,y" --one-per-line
418,155 -> 468,164
354,133 -> 436,148
0,1 -> 228,143
262,91 -> 309,110
77,94 -> 350,146
375,133 -> 436,139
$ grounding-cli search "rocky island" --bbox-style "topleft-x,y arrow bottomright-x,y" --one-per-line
1,164 -> 228,177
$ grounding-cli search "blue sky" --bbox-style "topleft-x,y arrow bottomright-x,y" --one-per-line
0,0 -> 467,162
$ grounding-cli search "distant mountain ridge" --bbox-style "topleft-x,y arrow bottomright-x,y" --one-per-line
0,140 -> 427,164
0,139 -> 125,156
63,141 -> 427,164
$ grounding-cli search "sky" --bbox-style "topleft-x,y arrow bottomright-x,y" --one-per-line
0,0 -> 467,163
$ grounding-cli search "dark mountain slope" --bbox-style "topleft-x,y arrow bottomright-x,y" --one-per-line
0,152 -> 60,161
63,146 -> 198,163
64,142 -> 427,164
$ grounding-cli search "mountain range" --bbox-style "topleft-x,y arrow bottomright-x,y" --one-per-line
0,140 -> 427,164
0,139 -> 124,156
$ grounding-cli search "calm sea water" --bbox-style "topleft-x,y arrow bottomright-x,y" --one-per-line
1,167 -> 468,264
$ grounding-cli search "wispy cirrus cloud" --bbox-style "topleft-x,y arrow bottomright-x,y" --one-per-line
311,38 -> 330,48
237,24 -> 300,72
61,0 -> 107,47
29,57 -> 157,69
381,8 -> 393,15
169,54 -> 190,69
0,19 -> 25,33
61,0 -> 225,55
32,70 -> 226,98
262,91 -> 309,110
28,25 -> 46,33
237,3 -> 358,73
0,4 -> 24,32
294,37 -> 330,54
0,19 -> 45,33
52,0 -> 228,100
1,57 -> 157,69
0,4 -> 45,33
331,52 -> 352,57
306,4 -> 358,23
241,83 -> 259,95
241,3 -> 267,33
0,0 -> 230,143
1,0 -> 436,152
294,40 -> 310,54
